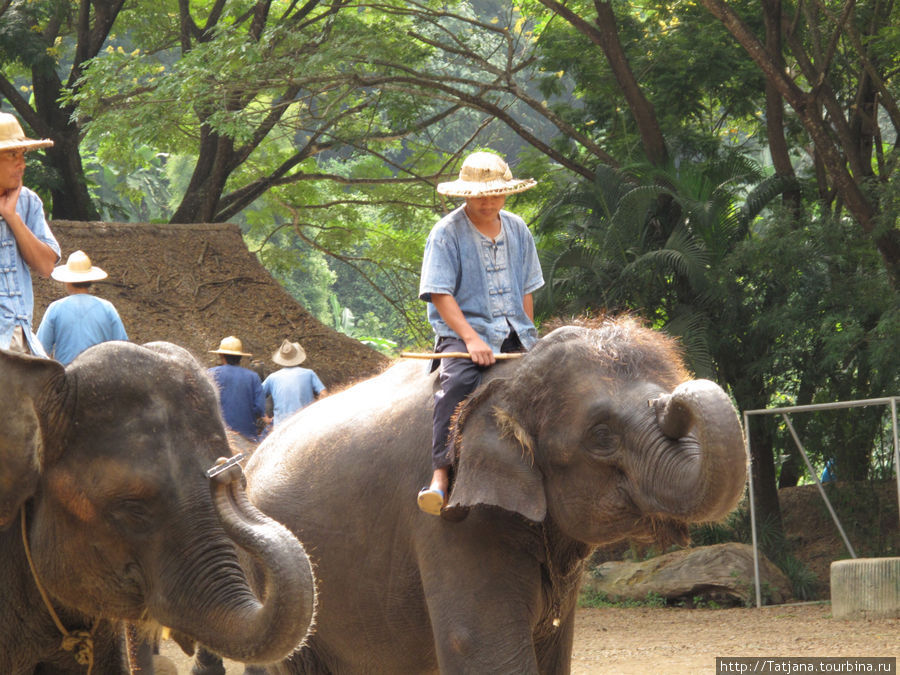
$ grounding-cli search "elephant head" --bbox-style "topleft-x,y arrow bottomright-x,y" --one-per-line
0,341 -> 315,665
446,317 -> 747,546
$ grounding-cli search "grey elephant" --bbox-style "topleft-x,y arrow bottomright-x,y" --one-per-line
245,316 -> 747,673
0,341 -> 315,673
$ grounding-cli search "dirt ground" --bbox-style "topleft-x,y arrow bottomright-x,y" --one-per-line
159,603 -> 898,673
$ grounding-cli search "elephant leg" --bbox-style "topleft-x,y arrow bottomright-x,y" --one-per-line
534,602 -> 577,675
418,523 -> 543,673
192,647 -> 226,675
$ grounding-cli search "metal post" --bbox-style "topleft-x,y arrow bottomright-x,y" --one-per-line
740,395 -> 899,609
892,398 -> 899,533
744,411 -> 761,608
781,414 -> 856,558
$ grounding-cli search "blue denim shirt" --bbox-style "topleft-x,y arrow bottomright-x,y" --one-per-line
262,366 -> 326,427
37,294 -> 129,365
208,364 -> 266,441
419,206 -> 544,352
0,187 -> 60,354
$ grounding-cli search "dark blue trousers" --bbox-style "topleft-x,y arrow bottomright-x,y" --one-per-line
430,332 -> 523,471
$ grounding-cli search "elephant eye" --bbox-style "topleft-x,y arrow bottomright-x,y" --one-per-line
586,423 -> 617,458
107,499 -> 155,534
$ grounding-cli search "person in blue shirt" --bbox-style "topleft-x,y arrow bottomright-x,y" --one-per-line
416,150 -> 543,516
0,112 -> 60,356
820,459 -> 836,483
262,339 -> 326,427
37,250 -> 129,365
207,335 -> 268,443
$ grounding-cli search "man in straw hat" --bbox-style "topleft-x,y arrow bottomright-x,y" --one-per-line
0,111 -> 60,356
416,150 -> 543,516
37,250 -> 128,365
262,339 -> 326,428
208,335 -> 268,443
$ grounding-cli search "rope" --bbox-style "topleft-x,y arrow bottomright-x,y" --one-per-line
541,523 -> 563,630
21,506 -> 96,673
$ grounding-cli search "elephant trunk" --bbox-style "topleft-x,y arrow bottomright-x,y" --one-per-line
648,379 -> 747,522
156,474 -> 315,664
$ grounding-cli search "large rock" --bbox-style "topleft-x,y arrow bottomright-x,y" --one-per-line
582,543 -> 792,605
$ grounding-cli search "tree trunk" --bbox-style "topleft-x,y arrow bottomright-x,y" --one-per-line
760,0 -> 802,211
536,0 -> 668,167
25,68 -> 98,221
592,1 -> 668,166
745,402 -> 785,538
724,368 -> 784,542
170,127 -> 235,223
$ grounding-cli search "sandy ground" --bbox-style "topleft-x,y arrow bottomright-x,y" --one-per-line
159,603 -> 898,673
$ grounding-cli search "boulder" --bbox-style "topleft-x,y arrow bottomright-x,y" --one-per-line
582,542 -> 792,606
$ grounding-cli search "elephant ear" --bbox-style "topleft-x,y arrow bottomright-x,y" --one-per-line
0,348 -> 66,529
445,379 -> 546,523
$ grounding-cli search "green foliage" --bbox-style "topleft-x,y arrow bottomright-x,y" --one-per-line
578,588 -> 667,609
776,554 -> 819,602
83,145 -> 174,222
536,152 -> 782,377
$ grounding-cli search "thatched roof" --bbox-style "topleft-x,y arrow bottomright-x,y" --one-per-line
33,221 -> 389,386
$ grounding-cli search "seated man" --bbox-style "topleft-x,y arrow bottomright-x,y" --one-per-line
416,150 -> 542,515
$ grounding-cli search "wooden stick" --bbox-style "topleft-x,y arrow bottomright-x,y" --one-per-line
400,351 -> 524,360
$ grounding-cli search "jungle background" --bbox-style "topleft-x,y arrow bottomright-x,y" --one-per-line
2,0 -> 899,600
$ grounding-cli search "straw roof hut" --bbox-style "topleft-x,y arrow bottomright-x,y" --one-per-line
34,221 -> 389,387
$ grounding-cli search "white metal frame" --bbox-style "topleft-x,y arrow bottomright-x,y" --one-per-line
742,396 -> 900,607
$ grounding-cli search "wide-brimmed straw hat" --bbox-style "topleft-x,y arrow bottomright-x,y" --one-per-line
51,250 -> 108,283
210,336 -> 252,357
0,112 -> 53,152
436,151 -> 536,198
272,339 -> 307,367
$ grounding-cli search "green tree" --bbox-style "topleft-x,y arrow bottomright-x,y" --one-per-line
0,0 -> 124,219
71,0 -> 473,223
699,0 -> 900,286
520,0 -> 897,540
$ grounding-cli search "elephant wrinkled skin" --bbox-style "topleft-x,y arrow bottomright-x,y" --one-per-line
247,316 -> 747,674
0,341 -> 315,673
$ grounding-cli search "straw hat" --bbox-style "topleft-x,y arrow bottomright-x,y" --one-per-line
210,336 -> 252,357
436,151 -> 536,198
0,112 -> 53,152
51,250 -> 108,283
272,339 -> 307,367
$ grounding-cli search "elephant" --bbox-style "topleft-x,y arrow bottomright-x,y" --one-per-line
0,341 -> 316,673
244,316 -> 748,674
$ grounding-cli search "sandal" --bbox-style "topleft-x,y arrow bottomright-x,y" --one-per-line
417,486 -> 446,516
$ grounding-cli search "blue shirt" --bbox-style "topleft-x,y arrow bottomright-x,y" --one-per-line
37,293 -> 129,365
419,206 -> 544,352
0,187 -> 60,355
208,364 -> 266,441
262,366 -> 326,426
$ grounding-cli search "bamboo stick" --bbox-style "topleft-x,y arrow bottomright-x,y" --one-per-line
400,351 -> 524,360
